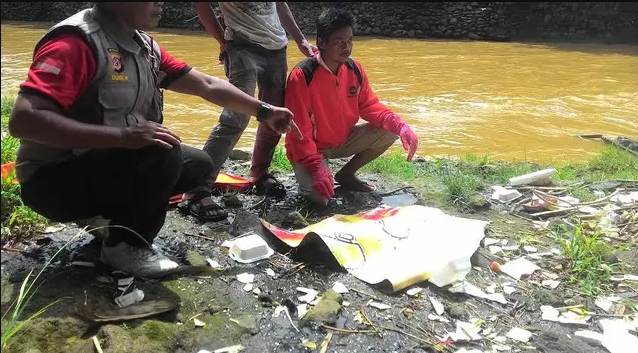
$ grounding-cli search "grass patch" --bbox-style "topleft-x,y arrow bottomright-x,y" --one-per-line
1,96 -> 48,244
361,151 -> 416,180
554,224 -> 621,295
270,144 -> 293,172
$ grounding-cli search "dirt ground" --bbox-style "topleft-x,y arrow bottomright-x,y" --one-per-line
1,158 -> 636,353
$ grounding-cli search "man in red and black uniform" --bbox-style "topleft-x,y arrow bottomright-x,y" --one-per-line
9,2 -> 298,278
284,8 -> 419,206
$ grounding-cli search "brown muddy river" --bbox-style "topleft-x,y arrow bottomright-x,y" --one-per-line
2,22 -> 637,163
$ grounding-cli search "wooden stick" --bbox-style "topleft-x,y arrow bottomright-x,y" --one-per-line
351,288 -> 380,301
92,336 -> 104,353
319,332 -> 333,353
321,325 -> 375,334
361,308 -> 383,337
184,232 -> 217,242
376,324 -> 433,345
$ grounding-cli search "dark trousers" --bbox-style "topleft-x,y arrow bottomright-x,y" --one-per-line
20,145 -> 214,247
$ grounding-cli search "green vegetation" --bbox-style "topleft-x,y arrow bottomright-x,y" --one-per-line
554,224 -> 621,295
1,96 -> 48,244
270,143 -> 293,172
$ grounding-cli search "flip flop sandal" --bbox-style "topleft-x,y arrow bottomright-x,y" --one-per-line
178,195 -> 228,222
254,173 -> 287,198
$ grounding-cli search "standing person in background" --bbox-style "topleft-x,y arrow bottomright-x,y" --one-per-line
193,2 -> 316,217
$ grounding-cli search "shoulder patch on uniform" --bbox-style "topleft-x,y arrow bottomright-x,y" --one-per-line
110,51 -> 123,73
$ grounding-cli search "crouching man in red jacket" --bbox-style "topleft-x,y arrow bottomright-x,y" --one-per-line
284,8 -> 419,206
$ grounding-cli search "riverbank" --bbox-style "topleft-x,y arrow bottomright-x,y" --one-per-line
1,2 -> 637,43
1,96 -> 637,352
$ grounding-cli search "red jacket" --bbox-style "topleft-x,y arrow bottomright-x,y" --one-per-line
284,54 -> 398,164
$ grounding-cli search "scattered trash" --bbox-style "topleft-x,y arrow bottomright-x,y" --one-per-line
449,320 -> 482,341
77,300 -> 178,323
429,296 -> 445,315
197,344 -> 245,353
302,340 -> 317,350
243,283 -> 253,292
252,288 -> 261,296
449,281 -> 507,305
265,268 -> 276,277
502,284 -> 517,295
332,282 -> 349,294
366,300 -> 391,310
117,277 -> 134,287
506,327 -> 533,343
237,273 -> 254,284
406,287 -> 422,297
575,318 -> 638,353
428,314 -> 449,323
610,274 -> 638,282
297,304 -> 308,319
297,287 -> 319,303
491,185 -> 523,203
43,224 -> 66,233
206,258 -> 222,269
115,289 -> 144,308
71,261 -> 94,267
522,245 -> 537,253
541,305 -> 591,325
229,232 -> 274,263
541,280 -> 561,289
595,297 -> 618,313
499,258 -> 540,280
509,168 -> 557,187
193,318 -> 206,327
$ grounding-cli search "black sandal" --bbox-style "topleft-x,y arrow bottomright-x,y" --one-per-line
178,194 -> 228,222
254,173 -> 287,198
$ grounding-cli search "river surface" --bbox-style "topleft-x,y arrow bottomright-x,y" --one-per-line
2,21 -> 637,163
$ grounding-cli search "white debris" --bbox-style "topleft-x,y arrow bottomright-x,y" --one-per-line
236,273 -> 254,284
366,300 -> 391,310
541,305 -> 591,325
523,245 -> 537,253
449,320 -> 482,341
193,318 -> 206,327
332,282 -> 349,294
611,191 -> 638,205
206,258 -> 222,269
428,314 -> 450,323
542,280 -> 561,289
550,248 -> 562,255
610,274 -> 638,282
453,349 -> 483,353
542,271 -> 560,280
429,296 -> 445,315
115,289 -> 144,308
210,345 -> 244,353
243,283 -> 253,292
491,186 -> 523,203
252,287 -> 261,296
595,297 -> 617,313
578,206 -> 600,214
502,245 -> 519,251
494,336 -> 508,343
489,245 -> 503,254
533,220 -> 550,229
449,281 -> 507,304
342,301 -> 350,307
297,304 -> 308,319
485,283 -> 497,294
500,258 -> 540,279
221,240 -> 233,248
118,277 -> 134,287
528,252 -> 553,260
43,224 -> 66,233
406,287 -> 422,297
297,287 -> 319,303
503,284 -> 517,295
576,318 -> 638,353
265,268 -> 276,277
484,237 -> 501,246
506,327 -> 533,342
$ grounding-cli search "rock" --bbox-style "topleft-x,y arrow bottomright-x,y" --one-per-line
408,30 -> 415,38
228,149 -> 251,161
604,254 -> 619,264
469,33 -> 481,40
535,329 -> 600,353
469,195 -> 491,211
448,304 -> 469,321
544,14 -> 552,23
222,194 -> 243,208
450,17 -> 457,25
440,19 -> 448,26
185,250 -> 207,266
301,290 -> 342,326
230,210 -> 262,236
231,314 -> 258,335
416,29 -> 424,37
372,27 -> 381,34
364,27 -> 371,35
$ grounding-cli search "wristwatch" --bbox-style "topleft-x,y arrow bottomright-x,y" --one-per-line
256,102 -> 271,122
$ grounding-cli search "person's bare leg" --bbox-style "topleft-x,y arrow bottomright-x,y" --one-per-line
334,145 -> 388,192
